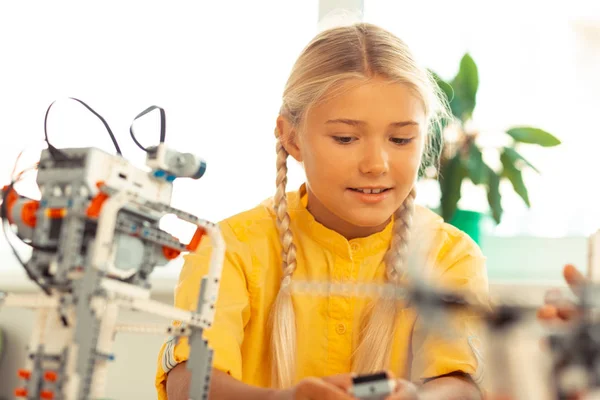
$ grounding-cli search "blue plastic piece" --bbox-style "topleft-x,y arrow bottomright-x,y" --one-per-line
153,170 -> 166,178
95,352 -> 115,361
193,161 -> 207,179
167,174 -> 176,182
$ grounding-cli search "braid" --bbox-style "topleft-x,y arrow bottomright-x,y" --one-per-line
385,188 -> 416,283
352,188 -> 417,374
274,139 -> 298,278
268,135 -> 298,388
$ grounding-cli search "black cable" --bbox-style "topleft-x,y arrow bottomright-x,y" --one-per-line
129,105 -> 166,152
44,97 -> 123,158
43,102 -> 70,161
1,98 -> 128,296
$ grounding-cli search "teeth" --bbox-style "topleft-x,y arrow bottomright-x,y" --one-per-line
355,188 -> 385,194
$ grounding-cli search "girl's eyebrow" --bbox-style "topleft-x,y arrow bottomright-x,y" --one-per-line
325,118 -> 419,128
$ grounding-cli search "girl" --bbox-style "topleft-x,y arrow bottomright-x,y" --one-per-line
156,22 -> 488,400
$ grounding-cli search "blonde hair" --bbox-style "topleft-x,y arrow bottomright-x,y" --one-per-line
270,22 -> 449,388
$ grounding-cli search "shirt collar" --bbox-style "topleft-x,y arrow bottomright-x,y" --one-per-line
287,183 -> 393,260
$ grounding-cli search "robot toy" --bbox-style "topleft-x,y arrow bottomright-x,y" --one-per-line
0,99 -> 223,400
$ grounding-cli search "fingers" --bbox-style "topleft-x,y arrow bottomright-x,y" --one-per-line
557,304 -> 580,321
536,304 -> 558,321
538,301 -> 579,323
536,265 -> 585,324
564,264 -> 585,297
321,373 -> 354,392
385,379 -> 418,400
295,377 -> 355,400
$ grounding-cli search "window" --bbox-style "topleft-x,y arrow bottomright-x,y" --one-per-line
364,0 -> 600,237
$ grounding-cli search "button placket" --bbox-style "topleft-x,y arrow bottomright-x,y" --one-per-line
326,257 -> 353,373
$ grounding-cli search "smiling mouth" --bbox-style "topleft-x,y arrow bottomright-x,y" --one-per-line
349,188 -> 392,194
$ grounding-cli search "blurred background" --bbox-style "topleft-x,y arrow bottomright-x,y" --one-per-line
0,0 -> 598,398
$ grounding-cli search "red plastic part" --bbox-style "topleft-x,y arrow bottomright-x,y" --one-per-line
17,369 -> 31,379
186,227 -> 205,251
162,246 -> 181,260
44,370 -> 58,382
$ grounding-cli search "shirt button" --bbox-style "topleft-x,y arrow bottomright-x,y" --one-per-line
336,323 -> 346,334
350,243 -> 360,251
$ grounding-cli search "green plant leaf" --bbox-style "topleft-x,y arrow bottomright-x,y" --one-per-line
506,127 -> 561,147
465,142 -> 487,185
429,69 -> 455,104
439,153 -> 465,222
484,165 -> 502,224
500,152 -> 531,207
450,53 -> 479,121
501,147 -> 539,173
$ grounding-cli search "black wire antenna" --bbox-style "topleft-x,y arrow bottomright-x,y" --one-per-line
44,97 -> 123,160
129,105 -> 167,152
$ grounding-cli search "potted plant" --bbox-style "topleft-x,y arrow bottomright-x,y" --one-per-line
426,53 -> 561,243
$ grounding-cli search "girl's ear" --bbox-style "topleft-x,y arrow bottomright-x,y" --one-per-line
276,115 -> 303,162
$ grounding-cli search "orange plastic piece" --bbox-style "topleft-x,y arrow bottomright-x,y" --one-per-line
162,246 -> 181,260
44,370 -> 58,382
14,387 -> 27,397
21,201 -> 39,227
45,208 -> 66,219
40,390 -> 54,399
86,181 -> 109,218
1,185 -> 39,227
2,185 -> 18,224
17,369 -> 31,379
186,228 -> 206,251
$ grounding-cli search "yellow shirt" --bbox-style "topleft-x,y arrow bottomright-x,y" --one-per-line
155,185 -> 489,398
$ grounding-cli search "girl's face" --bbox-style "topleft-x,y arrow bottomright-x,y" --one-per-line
278,75 -> 426,239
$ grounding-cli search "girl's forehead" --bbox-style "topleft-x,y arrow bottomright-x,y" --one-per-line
307,78 -> 425,125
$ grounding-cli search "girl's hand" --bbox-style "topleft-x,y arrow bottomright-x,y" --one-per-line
537,264 -> 585,323
270,371 -> 419,400
271,373 -> 356,400
385,378 -> 419,399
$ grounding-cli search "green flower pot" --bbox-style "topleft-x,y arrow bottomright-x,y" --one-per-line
449,209 -> 484,245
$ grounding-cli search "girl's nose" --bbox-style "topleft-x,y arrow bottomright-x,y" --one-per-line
358,145 -> 389,176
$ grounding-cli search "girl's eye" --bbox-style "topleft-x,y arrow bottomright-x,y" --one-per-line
391,137 -> 413,145
332,136 -> 355,144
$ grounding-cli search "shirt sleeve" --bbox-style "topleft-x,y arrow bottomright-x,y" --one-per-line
410,229 -> 489,384
155,220 -> 252,397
